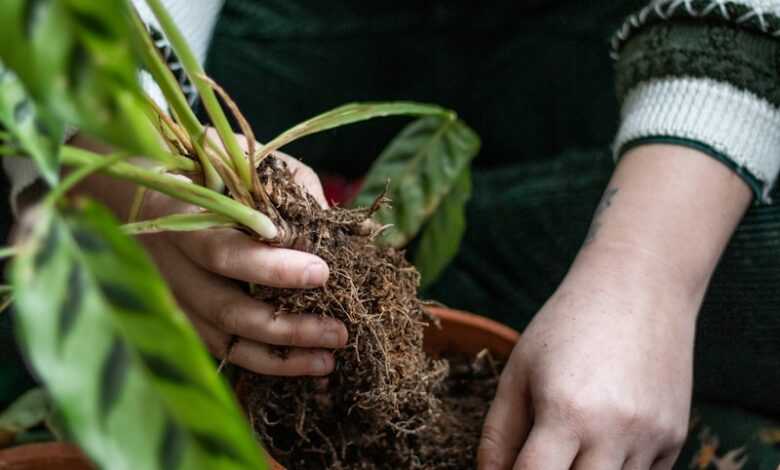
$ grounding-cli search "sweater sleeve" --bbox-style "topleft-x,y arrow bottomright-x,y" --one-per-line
2,0 -> 225,214
611,0 -> 780,202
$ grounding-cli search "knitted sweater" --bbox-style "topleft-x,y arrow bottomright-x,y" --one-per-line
612,0 -> 780,202
5,0 -> 780,204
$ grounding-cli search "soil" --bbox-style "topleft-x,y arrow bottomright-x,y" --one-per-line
239,156 -> 501,469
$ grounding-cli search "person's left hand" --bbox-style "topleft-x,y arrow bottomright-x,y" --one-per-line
477,247 -> 696,470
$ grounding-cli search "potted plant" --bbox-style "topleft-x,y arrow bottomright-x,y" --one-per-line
0,1 -> 517,468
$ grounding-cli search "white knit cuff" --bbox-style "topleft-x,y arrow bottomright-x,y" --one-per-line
614,77 -> 780,202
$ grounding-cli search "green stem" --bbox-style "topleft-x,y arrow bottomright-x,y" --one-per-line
61,146 -> 277,239
128,10 -> 223,192
0,247 -> 18,260
45,154 -> 128,208
143,0 -> 251,187
0,145 -> 17,156
122,212 -> 235,235
157,150 -> 199,173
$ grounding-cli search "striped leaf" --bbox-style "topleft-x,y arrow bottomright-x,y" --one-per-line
0,62 -> 61,184
353,116 -> 480,248
413,168 -> 472,289
0,0 -> 164,161
11,200 -> 266,470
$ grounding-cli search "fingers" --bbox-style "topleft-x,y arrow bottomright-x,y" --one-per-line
512,426 -> 579,470
189,314 -> 336,376
167,247 -> 347,349
622,454 -> 655,470
154,235 -> 346,350
648,451 -> 682,470
210,294 -> 348,349
478,361 -> 531,470
571,447 -> 625,470
175,228 -> 329,288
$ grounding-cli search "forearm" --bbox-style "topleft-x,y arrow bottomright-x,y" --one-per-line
568,144 -> 752,310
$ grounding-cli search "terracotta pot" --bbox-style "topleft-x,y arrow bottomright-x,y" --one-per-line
0,443 -> 94,470
239,306 -> 521,470
0,308 -> 519,470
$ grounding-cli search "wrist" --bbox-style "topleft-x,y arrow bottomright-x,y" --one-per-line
566,239 -> 708,319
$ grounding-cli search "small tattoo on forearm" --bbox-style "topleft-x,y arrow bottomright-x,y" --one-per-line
584,187 -> 618,245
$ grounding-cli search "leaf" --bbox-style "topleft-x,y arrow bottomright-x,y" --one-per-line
353,116 -> 480,248
122,212 -> 235,235
11,200 -> 267,470
0,62 -> 61,184
0,0 -> 165,162
413,168 -> 471,289
0,388 -> 51,447
257,101 -> 454,161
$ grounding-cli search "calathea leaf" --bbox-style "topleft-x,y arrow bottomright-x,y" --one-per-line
413,168 -> 472,290
0,61 -> 62,184
0,388 -> 51,447
11,200 -> 266,470
353,116 -> 480,248
0,0 -> 165,161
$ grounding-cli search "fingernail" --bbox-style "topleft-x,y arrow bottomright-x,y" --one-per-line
322,330 -> 342,348
312,355 -> 331,375
302,262 -> 328,287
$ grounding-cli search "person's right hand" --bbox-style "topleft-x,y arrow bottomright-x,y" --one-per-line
70,131 -> 348,377
137,150 -> 348,376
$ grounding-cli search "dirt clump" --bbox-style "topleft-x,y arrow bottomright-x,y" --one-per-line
239,156 -> 500,469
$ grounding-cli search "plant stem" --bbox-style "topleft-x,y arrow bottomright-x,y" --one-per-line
45,153 -> 128,208
128,9 -> 223,192
61,146 -> 277,239
0,247 -> 18,259
143,0 -> 252,187
122,212 -> 235,235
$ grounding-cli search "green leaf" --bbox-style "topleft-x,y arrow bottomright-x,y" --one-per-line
0,388 -> 51,447
122,212 -> 235,235
11,200 -> 266,470
258,101 -> 454,161
353,116 -> 480,248
0,63 -> 61,184
413,168 -> 471,289
0,0 -> 165,162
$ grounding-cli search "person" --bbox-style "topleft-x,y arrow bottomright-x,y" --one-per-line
4,0 -> 780,468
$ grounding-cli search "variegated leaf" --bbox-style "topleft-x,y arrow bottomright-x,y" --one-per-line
413,168 -> 471,289
0,61 -> 62,184
353,116 -> 480,248
12,200 -> 266,470
0,0 -> 163,160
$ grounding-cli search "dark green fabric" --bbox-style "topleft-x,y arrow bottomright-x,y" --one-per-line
612,0 -> 780,60
0,169 -> 35,410
205,0 -> 642,177
616,21 -> 780,106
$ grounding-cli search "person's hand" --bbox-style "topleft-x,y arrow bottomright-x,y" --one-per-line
478,248 -> 695,469
477,144 -> 753,470
71,132 -> 347,376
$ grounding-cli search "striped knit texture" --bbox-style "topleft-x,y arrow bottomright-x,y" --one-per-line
615,78 -> 780,201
